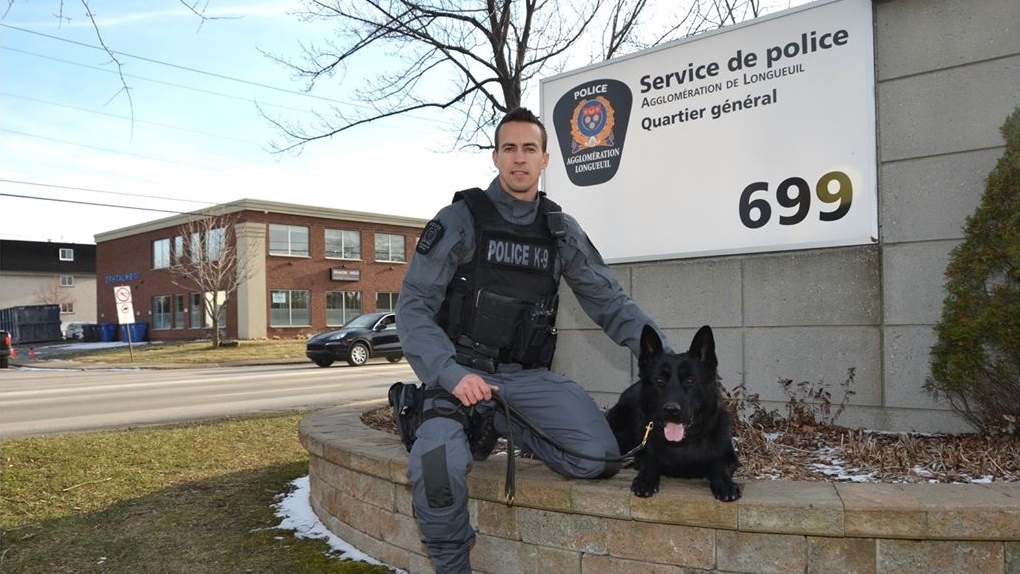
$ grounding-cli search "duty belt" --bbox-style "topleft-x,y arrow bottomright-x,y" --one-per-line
454,334 -> 548,373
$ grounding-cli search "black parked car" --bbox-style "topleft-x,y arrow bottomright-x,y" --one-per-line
305,312 -> 403,367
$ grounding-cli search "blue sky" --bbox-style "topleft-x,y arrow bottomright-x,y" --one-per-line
0,1 -> 497,244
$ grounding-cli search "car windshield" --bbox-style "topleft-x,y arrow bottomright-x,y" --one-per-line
344,314 -> 382,329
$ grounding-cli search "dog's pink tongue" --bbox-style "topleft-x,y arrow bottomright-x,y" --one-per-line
664,422 -> 686,442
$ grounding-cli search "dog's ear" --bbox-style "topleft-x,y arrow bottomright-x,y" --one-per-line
639,325 -> 663,368
689,325 -> 718,371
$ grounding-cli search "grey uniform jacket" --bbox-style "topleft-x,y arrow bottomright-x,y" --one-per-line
396,177 -> 664,394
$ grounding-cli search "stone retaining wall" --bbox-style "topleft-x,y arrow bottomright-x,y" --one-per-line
299,405 -> 1020,574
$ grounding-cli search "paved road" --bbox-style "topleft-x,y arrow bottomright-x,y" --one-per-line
0,360 -> 415,437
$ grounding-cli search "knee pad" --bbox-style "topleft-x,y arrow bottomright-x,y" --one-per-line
422,445 -> 454,508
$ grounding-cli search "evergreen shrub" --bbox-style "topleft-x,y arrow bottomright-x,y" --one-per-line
926,106 -> 1020,437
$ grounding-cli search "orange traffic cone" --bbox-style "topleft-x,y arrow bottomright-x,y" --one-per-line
9,347 -> 16,359
29,347 -> 36,359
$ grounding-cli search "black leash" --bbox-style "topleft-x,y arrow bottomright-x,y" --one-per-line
487,389 -> 653,505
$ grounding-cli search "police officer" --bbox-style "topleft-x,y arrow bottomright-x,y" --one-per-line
396,107 -> 669,573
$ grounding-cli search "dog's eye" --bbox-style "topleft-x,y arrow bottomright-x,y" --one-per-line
684,376 -> 696,386
654,376 -> 666,386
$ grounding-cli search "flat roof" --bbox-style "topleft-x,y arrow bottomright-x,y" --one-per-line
94,198 -> 428,242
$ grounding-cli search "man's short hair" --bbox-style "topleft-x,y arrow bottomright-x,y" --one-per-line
495,107 -> 548,152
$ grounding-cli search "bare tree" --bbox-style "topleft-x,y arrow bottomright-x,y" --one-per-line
168,212 -> 258,348
33,278 -> 75,312
263,0 -> 652,152
263,0 -> 773,153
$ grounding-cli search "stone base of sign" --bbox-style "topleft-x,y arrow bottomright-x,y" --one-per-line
299,404 -> 1020,574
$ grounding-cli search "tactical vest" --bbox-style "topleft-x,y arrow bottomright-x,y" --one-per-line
439,188 -> 564,372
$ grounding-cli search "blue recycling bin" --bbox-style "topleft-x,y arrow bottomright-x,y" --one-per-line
119,322 -> 149,342
99,323 -> 118,342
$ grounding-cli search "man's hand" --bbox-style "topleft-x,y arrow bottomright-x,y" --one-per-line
452,373 -> 493,406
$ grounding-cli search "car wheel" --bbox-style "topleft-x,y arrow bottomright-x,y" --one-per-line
313,359 -> 334,368
386,355 -> 403,363
346,342 -> 370,366
0,357 -> 8,369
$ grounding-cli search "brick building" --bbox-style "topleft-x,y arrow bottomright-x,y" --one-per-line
94,199 -> 426,341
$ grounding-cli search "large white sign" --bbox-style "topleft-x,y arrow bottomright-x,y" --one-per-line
540,0 -> 876,262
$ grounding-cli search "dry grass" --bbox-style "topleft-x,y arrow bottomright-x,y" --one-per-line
56,339 -> 308,365
0,413 -> 397,574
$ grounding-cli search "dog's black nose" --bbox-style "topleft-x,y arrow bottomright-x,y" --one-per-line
663,403 -> 682,418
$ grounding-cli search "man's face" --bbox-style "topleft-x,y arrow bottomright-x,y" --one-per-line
492,121 -> 549,200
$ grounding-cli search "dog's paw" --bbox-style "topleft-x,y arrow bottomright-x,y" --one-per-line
711,480 -> 741,502
631,473 -> 660,498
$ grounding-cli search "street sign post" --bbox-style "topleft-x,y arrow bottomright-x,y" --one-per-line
113,285 -> 136,361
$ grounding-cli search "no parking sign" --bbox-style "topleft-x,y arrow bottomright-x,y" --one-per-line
114,285 -> 135,324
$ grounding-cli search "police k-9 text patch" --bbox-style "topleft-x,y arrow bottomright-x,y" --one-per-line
482,237 -> 554,272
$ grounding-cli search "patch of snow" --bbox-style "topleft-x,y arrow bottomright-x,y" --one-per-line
809,461 -> 876,483
272,476 -> 408,573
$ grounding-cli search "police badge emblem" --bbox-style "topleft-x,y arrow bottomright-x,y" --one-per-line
416,219 -> 445,255
552,78 -> 632,187
570,96 -> 616,153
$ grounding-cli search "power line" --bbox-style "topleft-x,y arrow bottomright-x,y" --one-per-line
0,23 -> 446,127
0,192 -> 189,214
0,178 -> 217,206
2,91 -> 260,145
1,46 -> 316,115
0,23 -> 357,106
0,128 -> 223,170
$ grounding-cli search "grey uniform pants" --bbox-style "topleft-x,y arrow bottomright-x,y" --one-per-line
406,365 -> 621,574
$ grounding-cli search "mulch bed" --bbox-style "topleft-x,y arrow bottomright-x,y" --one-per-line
361,406 -> 1019,484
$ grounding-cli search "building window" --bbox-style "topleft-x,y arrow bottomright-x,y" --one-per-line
269,224 -> 309,257
59,248 -> 74,261
375,292 -> 399,313
60,302 -> 74,313
374,233 -> 406,262
174,294 -> 185,329
171,236 -> 184,266
325,229 -> 361,260
189,292 -> 226,329
326,291 -> 362,325
60,275 -> 74,287
153,238 -> 171,269
270,289 -> 309,326
207,227 -> 226,261
189,232 -> 202,263
190,293 -> 204,328
209,291 -> 227,330
152,295 -> 172,330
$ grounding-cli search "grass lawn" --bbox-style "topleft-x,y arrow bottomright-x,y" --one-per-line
0,413 -> 397,574
56,339 -> 309,365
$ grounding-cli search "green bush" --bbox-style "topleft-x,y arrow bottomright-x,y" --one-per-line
926,106 -> 1020,437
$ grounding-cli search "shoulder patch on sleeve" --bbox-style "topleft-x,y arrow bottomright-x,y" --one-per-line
416,219 -> 445,255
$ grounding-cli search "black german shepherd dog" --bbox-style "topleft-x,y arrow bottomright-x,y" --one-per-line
607,325 -> 741,501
